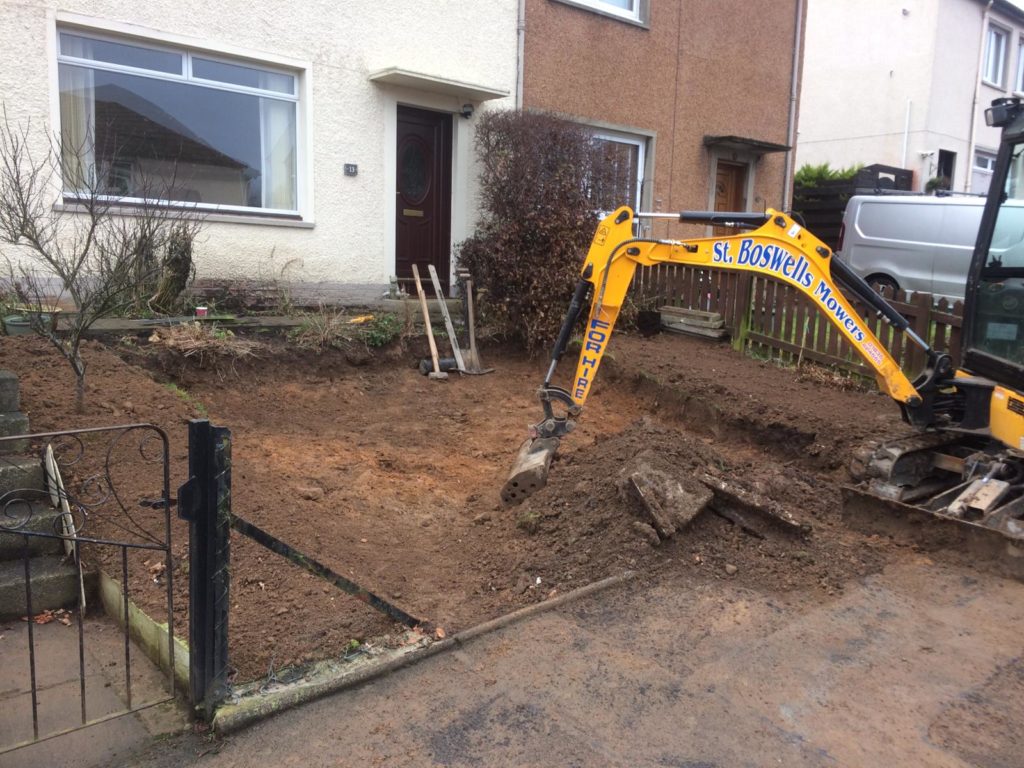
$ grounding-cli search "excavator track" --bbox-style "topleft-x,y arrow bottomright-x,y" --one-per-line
848,432 -> 966,492
843,433 -> 1024,577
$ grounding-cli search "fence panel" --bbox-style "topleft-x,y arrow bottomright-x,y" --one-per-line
631,264 -> 964,380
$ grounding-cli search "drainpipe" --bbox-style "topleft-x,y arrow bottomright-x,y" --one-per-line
901,99 -> 912,168
966,1 -> 994,193
782,0 -> 805,209
516,0 -> 526,109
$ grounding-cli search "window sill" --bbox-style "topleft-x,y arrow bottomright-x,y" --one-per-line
550,0 -> 649,28
981,78 -> 1007,91
54,201 -> 315,229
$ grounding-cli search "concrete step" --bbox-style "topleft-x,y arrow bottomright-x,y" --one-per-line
0,555 -> 80,620
0,412 -> 30,454
0,504 -> 66,560
0,456 -> 44,498
0,370 -> 20,412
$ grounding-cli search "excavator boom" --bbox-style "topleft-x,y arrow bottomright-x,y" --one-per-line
503,99 -> 1024,561
501,206 -> 951,506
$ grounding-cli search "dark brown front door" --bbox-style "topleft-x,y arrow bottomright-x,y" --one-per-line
713,161 -> 747,237
396,106 -> 452,295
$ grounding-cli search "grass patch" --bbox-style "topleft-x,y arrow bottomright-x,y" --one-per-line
289,308 -> 404,353
163,382 -> 209,417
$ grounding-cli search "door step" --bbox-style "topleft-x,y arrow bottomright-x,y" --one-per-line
0,457 -> 43,497
0,503 -> 67,560
0,555 -> 81,620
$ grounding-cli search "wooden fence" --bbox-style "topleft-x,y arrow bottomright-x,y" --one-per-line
633,265 -> 964,379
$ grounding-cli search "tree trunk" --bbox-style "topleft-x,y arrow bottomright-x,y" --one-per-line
72,353 -> 86,413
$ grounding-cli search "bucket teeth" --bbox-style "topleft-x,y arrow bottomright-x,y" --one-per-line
500,437 -> 560,506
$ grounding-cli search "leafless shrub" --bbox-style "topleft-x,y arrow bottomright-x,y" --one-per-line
0,109 -> 202,411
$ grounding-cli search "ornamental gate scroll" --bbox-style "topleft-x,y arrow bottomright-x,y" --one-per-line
0,424 -> 177,755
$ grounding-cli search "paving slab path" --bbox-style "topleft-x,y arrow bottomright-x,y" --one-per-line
0,613 -> 187,768
105,557 -> 1024,768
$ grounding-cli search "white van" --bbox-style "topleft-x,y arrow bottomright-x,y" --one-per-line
835,195 -> 984,301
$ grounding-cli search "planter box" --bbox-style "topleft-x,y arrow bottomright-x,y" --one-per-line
3,312 -> 57,335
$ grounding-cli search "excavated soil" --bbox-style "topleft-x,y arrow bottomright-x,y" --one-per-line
0,329 -> 928,681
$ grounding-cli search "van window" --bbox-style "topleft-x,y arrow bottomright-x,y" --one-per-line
857,202 -> 942,243
989,203 -> 1024,267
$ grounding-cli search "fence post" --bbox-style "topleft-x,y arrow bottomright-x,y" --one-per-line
909,291 -> 933,375
178,419 -> 231,720
731,272 -> 754,352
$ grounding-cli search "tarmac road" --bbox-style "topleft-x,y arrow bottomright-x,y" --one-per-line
105,557 -> 1024,767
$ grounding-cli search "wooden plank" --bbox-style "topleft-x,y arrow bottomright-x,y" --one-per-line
765,280 -> 778,342
747,277 -> 760,337
712,269 -> 724,314
658,306 -> 723,323
684,265 -> 698,309
721,271 -> 735,330
793,296 -> 813,364
662,322 -> 729,340
412,264 -> 444,377
756,276 -> 771,355
781,285 -> 800,362
661,315 -> 725,331
737,272 -> 753,335
427,264 -> 466,372
933,297 -> 951,354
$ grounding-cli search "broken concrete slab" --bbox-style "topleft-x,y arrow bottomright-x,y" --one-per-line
700,473 -> 809,533
619,455 -> 713,539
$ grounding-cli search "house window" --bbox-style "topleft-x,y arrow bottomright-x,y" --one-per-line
589,131 -> 646,214
553,0 -> 647,25
973,149 -> 997,195
1018,37 -> 1024,92
57,29 -> 300,214
975,150 -> 997,173
984,24 -> 1008,87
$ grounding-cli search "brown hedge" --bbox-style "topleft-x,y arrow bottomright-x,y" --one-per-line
456,110 -> 613,352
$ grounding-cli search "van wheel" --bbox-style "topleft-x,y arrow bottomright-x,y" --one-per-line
867,275 -> 899,297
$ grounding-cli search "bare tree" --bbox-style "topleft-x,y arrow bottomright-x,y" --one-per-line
0,111 -> 201,412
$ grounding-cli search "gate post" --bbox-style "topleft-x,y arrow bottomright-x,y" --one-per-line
178,419 -> 231,720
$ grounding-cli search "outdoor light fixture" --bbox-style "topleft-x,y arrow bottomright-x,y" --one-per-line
460,103 -> 474,119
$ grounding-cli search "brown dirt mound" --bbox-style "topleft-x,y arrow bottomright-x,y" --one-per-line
0,329 -> 915,681
511,416 -> 887,596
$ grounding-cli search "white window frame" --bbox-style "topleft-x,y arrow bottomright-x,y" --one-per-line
975,150 -> 997,173
1017,37 -> 1024,94
591,130 -> 647,216
985,23 -> 1009,88
553,0 -> 647,26
54,21 -> 308,219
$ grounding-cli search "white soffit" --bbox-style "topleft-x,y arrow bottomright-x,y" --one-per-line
369,67 -> 509,102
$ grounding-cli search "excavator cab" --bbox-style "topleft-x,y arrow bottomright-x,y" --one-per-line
964,98 -> 1024,384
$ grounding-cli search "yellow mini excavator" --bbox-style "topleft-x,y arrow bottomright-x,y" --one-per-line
502,97 -> 1024,546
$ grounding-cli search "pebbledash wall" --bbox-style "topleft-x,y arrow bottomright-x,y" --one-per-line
0,1 -> 518,303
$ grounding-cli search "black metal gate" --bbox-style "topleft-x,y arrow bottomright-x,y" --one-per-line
0,425 -> 176,755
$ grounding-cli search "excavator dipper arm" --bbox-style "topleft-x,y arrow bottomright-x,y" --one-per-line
500,206 -> 952,505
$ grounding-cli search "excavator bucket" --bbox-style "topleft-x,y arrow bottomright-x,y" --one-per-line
501,437 -> 560,506
841,485 -> 1024,580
